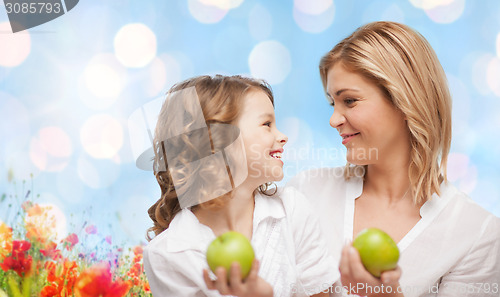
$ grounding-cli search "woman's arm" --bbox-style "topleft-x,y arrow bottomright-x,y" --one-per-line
339,245 -> 404,297
435,216 -> 500,297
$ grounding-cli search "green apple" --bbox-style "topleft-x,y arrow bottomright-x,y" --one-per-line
206,231 -> 255,280
352,228 -> 399,277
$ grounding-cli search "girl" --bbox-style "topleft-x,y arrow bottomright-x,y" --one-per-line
143,75 -> 338,297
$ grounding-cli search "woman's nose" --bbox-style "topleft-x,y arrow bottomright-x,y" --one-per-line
329,108 -> 345,129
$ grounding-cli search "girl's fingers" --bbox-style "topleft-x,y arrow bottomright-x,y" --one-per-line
229,262 -> 243,288
214,267 -> 230,295
203,269 -> 216,290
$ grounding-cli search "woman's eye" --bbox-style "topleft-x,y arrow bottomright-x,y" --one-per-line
263,121 -> 271,127
344,98 -> 357,105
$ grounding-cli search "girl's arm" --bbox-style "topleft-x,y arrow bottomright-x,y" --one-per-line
144,247 -> 221,297
203,259 -> 273,297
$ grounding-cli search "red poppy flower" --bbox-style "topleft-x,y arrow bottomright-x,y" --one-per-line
75,264 -> 130,297
0,240 -> 32,277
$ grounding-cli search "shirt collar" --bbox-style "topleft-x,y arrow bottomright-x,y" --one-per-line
349,175 -> 453,218
162,191 -> 285,253
253,190 -> 286,225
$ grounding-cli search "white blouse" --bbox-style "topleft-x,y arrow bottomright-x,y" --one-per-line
143,187 -> 339,297
287,167 -> 500,297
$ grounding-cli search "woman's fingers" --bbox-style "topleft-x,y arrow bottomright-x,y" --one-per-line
246,259 -> 260,283
380,265 -> 402,285
347,246 -> 371,281
339,244 -> 352,279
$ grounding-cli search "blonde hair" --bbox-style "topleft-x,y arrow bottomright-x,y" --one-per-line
319,21 -> 452,205
147,75 -> 275,239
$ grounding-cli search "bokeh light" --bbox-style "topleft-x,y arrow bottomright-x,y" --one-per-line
0,92 -> 30,165
188,0 -> 229,24
143,57 -> 168,98
200,0 -> 243,10
470,53 -> 495,96
448,74 -> 470,133
80,114 -> 124,159
447,152 -> 469,182
458,163 -> 477,194
29,127 -> 72,172
409,0 -> 453,9
497,32 -> 500,57
83,53 -> 127,108
57,169 -> 85,204
249,40 -> 291,84
420,0 -> 465,24
0,22 -> 31,67
381,4 -> 405,23
114,23 -> 157,68
159,54 -> 183,90
486,57 -> 500,97
77,155 -> 121,189
248,4 -> 272,40
293,1 -> 335,33
294,0 -> 332,15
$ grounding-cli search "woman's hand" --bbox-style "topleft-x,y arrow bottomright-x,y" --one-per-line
203,259 -> 273,297
339,244 -> 403,296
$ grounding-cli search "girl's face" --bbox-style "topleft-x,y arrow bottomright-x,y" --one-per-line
326,63 -> 410,166
235,90 -> 287,186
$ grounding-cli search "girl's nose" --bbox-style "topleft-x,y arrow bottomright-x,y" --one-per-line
277,131 -> 288,145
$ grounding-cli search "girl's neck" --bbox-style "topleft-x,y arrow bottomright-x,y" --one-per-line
193,180 -> 257,238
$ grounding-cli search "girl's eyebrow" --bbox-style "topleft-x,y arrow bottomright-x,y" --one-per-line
259,112 -> 274,120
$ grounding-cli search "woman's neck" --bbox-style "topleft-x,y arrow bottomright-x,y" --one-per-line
364,162 -> 411,204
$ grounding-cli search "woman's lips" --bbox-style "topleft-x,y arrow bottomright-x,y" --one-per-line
341,132 -> 360,145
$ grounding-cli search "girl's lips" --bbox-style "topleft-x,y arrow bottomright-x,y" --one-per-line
342,132 -> 360,145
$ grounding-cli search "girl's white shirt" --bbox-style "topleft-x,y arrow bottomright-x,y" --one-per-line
286,167 -> 500,297
144,187 -> 339,297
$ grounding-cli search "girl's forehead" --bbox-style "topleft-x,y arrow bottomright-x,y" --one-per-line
237,91 -> 275,121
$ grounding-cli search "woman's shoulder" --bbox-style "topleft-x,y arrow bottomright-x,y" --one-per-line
439,182 -> 500,235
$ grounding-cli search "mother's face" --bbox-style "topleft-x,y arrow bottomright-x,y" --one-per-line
325,63 -> 410,166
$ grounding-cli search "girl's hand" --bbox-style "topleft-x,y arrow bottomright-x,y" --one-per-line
339,244 -> 403,296
203,259 -> 273,297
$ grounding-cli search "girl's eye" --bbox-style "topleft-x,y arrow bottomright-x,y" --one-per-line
263,121 -> 271,127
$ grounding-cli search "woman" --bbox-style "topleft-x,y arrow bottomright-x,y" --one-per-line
287,21 -> 500,297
